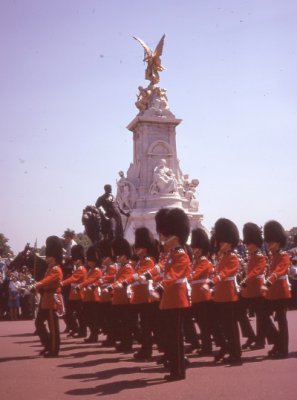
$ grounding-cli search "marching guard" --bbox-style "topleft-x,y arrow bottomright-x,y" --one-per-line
240,222 -> 268,349
262,220 -> 291,358
210,218 -> 242,365
78,245 -> 102,343
190,228 -> 215,356
60,245 -> 87,338
142,208 -> 191,381
34,236 -> 63,357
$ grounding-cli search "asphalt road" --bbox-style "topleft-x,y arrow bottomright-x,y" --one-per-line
1,311 -> 297,400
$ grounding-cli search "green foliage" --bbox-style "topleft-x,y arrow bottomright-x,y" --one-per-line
0,233 -> 13,257
75,233 -> 92,252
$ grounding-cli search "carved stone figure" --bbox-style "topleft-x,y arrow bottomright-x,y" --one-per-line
150,158 -> 178,195
116,171 -> 137,211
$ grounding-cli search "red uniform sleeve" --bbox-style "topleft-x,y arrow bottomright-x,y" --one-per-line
62,267 -> 85,286
192,258 -> 212,280
246,255 -> 266,280
36,267 -> 62,290
213,254 -> 239,283
80,269 -> 102,288
162,252 -> 190,288
268,253 -> 290,284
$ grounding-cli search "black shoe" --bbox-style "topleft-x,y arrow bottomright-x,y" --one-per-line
185,344 -> 199,354
250,342 -> 265,350
214,348 -> 227,363
84,337 -> 98,343
242,338 -> 256,350
73,333 -> 87,338
156,355 -> 166,365
222,356 -> 242,365
184,356 -> 190,368
39,348 -> 48,356
101,339 -> 115,347
164,374 -> 185,382
267,346 -> 278,358
133,351 -> 152,360
270,352 -> 288,359
116,344 -> 133,353
196,349 -> 213,357
44,351 -> 58,358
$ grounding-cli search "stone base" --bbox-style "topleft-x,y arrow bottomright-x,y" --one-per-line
123,207 -> 206,244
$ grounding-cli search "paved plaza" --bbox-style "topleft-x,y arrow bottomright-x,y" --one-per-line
1,311 -> 297,400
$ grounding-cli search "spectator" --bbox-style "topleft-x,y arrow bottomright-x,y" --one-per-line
8,273 -> 21,320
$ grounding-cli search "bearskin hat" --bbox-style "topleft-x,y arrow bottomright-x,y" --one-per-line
264,220 -> 287,248
191,228 -> 210,255
165,208 -> 190,245
155,208 -> 170,236
86,245 -> 100,263
210,233 -> 218,255
243,222 -> 263,248
134,227 -> 158,258
45,236 -> 63,263
111,237 -> 132,258
214,218 -> 239,249
71,244 -> 85,261
98,239 -> 113,259
135,227 -> 154,250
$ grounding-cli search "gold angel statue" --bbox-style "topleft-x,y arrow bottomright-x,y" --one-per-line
133,34 -> 166,86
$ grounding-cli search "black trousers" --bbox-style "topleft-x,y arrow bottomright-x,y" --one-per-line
192,301 -> 213,352
161,308 -> 186,378
83,301 -> 100,339
131,302 -> 158,356
35,308 -> 60,354
236,296 -> 256,341
214,301 -> 241,359
265,299 -> 290,354
111,304 -> 138,349
67,299 -> 86,335
100,301 -> 116,342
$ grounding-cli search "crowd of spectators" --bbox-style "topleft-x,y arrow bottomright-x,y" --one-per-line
0,259 -> 37,320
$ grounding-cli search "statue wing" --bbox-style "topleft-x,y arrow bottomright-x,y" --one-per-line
133,36 -> 152,59
153,34 -> 165,57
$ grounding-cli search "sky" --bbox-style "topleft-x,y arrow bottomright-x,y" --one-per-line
1,0 -> 297,254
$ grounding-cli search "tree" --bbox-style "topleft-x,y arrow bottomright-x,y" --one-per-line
0,233 -> 13,257
75,233 -> 92,252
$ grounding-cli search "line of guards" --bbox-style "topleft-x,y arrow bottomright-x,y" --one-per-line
32,209 -> 291,382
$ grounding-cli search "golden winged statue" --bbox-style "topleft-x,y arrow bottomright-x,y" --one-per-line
133,34 -> 166,86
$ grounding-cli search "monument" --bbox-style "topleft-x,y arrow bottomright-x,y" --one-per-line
115,34 -> 205,242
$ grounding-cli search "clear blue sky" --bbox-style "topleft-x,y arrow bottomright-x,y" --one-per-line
1,0 -> 296,254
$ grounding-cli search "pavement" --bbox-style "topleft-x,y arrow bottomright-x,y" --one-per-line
1,311 -> 297,400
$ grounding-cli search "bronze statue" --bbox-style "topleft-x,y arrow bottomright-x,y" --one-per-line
133,34 -> 166,86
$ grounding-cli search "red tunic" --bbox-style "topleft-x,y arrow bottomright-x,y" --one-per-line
241,251 -> 267,298
266,251 -> 291,300
100,263 -> 118,302
36,265 -> 63,310
213,252 -> 239,303
79,267 -> 102,302
160,247 -> 191,310
190,256 -> 213,303
111,263 -> 134,305
127,257 -> 155,304
61,265 -> 87,301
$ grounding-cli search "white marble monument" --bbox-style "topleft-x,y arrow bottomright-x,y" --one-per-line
116,35 -> 205,242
